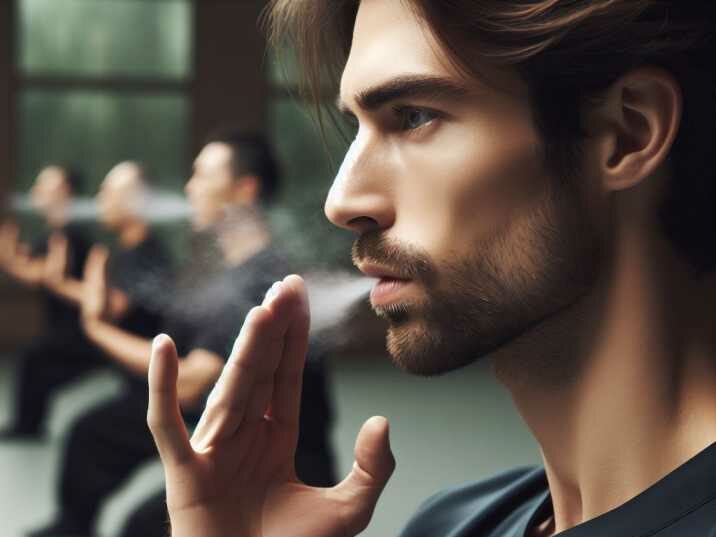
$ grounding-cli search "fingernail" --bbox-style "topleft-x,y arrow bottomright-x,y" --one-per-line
263,281 -> 282,305
152,333 -> 168,350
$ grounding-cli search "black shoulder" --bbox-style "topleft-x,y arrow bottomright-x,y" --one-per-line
397,466 -> 546,537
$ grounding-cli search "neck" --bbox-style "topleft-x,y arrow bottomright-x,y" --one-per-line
494,220 -> 716,535
118,219 -> 149,248
216,209 -> 272,267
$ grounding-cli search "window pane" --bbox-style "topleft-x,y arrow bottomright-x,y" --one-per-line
18,89 -> 189,194
19,0 -> 193,78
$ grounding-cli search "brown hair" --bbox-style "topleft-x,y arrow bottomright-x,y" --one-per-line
266,0 -> 716,271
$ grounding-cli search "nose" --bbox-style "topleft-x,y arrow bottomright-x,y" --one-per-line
184,175 -> 196,197
324,136 -> 395,234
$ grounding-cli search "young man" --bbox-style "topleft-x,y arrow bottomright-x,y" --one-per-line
47,130 -> 336,537
144,1 -> 716,537
0,165 -> 96,440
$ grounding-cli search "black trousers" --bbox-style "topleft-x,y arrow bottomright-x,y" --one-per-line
58,386 -> 157,532
117,441 -> 337,537
13,330 -> 102,434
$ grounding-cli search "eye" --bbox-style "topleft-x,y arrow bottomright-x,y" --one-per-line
397,107 -> 437,131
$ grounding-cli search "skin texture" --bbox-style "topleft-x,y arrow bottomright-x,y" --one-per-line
150,1 -> 716,536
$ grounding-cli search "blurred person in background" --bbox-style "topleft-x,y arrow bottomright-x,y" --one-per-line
30,129 -> 337,537
0,164 -> 96,440
144,2 -> 716,537
25,160 -> 172,537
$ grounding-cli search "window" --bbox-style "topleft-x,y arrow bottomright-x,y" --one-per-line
15,0 -> 193,193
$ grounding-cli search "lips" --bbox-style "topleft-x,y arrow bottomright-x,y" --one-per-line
357,262 -> 414,306
356,262 -> 410,281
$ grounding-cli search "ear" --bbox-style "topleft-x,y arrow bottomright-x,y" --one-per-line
585,67 -> 682,192
232,174 -> 261,205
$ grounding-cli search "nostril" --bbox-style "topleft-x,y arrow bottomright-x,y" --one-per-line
347,216 -> 380,232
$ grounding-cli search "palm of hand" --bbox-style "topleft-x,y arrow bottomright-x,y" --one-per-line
148,276 -> 395,537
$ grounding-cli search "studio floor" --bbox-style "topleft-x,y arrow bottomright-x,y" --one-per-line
0,352 -> 540,537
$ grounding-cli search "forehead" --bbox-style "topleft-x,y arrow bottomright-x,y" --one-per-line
37,167 -> 67,188
104,163 -> 141,189
195,142 -> 234,170
341,0 -> 457,100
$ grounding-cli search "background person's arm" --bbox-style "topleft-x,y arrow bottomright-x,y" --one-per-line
81,244 -> 224,401
43,233 -> 84,303
46,235 -> 131,317
0,222 -> 45,286
82,314 -> 224,406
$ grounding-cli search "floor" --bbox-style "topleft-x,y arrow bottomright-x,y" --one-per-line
0,352 -> 541,537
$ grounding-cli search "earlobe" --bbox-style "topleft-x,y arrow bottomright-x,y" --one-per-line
592,67 -> 682,192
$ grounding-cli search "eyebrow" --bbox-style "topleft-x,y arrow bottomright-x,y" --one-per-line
337,75 -> 471,115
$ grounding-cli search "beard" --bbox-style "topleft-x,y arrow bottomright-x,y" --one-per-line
352,181 -> 603,376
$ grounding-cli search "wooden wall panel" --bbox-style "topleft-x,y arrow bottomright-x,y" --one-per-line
0,0 -> 15,206
192,0 -> 269,153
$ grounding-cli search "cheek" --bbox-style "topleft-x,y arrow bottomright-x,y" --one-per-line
394,116 -> 549,259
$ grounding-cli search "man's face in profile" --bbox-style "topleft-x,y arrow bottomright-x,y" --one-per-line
96,163 -> 145,230
30,166 -> 71,218
326,0 -> 603,375
185,143 -> 237,231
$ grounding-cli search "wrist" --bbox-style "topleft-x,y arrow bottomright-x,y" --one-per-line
81,314 -> 102,332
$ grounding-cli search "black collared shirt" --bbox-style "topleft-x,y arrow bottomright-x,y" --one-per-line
398,442 -> 716,537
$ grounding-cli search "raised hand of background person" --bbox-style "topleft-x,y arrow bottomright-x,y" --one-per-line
147,275 -> 396,537
43,232 -> 69,286
0,221 -> 21,270
81,245 -> 110,321
0,221 -> 44,285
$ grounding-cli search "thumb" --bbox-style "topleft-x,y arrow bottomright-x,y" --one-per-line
333,416 -> 396,534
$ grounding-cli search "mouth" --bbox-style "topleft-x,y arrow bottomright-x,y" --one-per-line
356,262 -> 415,307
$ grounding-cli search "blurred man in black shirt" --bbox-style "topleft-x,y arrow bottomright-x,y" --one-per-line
0,165 -> 95,440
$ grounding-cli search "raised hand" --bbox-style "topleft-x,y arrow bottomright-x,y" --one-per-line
0,221 -> 21,269
43,232 -> 69,285
147,275 -> 395,537
81,245 -> 110,321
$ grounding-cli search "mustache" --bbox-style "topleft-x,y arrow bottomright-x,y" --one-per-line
352,231 -> 434,282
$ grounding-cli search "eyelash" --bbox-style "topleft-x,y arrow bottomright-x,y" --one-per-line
342,106 -> 441,136
393,106 -> 439,132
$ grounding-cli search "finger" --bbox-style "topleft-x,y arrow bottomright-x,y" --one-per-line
333,417 -> 396,533
243,279 -> 299,422
147,334 -> 194,466
190,305 -> 275,449
268,274 -> 310,427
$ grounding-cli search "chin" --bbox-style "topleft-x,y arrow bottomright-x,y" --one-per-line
381,316 -> 486,377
